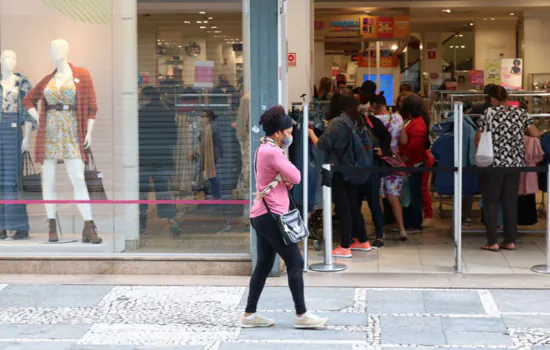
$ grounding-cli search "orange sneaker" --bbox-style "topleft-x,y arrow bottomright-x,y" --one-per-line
332,246 -> 352,258
350,240 -> 373,252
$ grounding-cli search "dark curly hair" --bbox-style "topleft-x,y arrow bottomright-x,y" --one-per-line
259,105 -> 290,136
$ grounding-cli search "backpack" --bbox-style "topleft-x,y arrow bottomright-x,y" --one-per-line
340,118 -> 373,185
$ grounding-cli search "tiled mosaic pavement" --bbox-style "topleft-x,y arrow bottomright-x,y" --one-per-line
0,284 -> 549,349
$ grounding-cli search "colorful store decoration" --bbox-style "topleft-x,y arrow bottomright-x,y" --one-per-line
484,59 -> 501,86
185,42 -> 201,58
360,15 -> 410,39
329,20 -> 360,32
357,50 -> 399,68
194,61 -> 215,88
469,70 -> 484,87
288,52 -> 297,67
43,0 -> 112,25
501,58 -> 523,90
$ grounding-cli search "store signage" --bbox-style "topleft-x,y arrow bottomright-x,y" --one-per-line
288,52 -> 297,67
469,70 -> 484,87
194,61 -> 215,88
329,20 -> 360,32
357,50 -> 399,68
360,15 -> 410,39
501,58 -> 523,90
428,49 -> 437,60
484,59 -> 501,86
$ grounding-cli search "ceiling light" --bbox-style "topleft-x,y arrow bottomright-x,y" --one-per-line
365,10 -> 371,13
214,30 -> 222,33
469,22 -> 474,26
199,11 -> 206,14
203,21 -> 208,23
450,46 -> 454,48
490,18 -> 495,20
391,44 -> 398,50
461,45 -> 466,48
208,17 -> 214,20
458,34 -> 463,37
442,9 -> 451,13
420,44 -> 423,50
196,21 -> 202,23
483,18 -> 488,20
184,21 -> 191,24
200,26 -> 206,29
211,26 -> 217,29
510,12 -> 515,16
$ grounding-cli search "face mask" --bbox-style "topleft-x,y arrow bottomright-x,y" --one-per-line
282,135 -> 293,149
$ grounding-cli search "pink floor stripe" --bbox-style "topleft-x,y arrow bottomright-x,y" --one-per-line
0,200 -> 250,205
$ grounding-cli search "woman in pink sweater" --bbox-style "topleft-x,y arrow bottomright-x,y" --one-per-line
241,106 -> 328,330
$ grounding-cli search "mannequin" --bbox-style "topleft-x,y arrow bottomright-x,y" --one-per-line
23,39 -> 102,244
0,50 -> 34,240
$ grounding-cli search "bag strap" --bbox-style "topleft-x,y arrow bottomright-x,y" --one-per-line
23,151 -> 36,176
85,149 -> 98,171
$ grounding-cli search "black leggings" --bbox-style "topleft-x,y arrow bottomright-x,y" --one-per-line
332,173 -> 368,248
245,213 -> 306,315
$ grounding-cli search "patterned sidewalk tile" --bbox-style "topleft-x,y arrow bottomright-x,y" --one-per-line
491,290 -> 550,313
0,324 -> 90,339
239,287 -> 355,311
220,343 -> 353,350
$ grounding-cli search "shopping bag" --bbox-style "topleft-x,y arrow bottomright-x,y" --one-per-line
400,175 -> 411,208
85,149 -> 108,200
475,115 -> 494,167
21,151 -> 42,200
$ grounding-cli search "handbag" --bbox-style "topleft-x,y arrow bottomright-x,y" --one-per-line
21,152 -> 42,199
262,193 -> 309,246
381,152 -> 407,177
85,149 -> 108,200
254,142 -> 309,246
476,112 -> 494,167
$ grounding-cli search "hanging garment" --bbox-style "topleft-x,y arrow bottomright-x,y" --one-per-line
431,114 -> 479,196
519,136 -> 544,195
201,119 -> 217,180
517,194 -> 537,226
0,73 -> 36,128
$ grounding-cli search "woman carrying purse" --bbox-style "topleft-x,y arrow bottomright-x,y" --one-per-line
240,106 -> 328,329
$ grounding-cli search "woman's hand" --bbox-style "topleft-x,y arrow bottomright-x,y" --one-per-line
374,147 -> 383,156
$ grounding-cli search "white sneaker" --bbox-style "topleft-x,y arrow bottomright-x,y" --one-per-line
240,314 -> 275,328
294,312 -> 328,329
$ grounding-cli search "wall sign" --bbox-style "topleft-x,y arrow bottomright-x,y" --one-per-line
357,50 -> 399,68
501,58 -> 523,90
428,49 -> 437,60
194,61 -> 214,88
484,59 -> 501,86
288,52 -> 297,67
360,15 -> 410,39
329,20 -> 360,32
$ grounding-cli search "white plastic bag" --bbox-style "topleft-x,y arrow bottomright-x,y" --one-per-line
475,114 -> 494,167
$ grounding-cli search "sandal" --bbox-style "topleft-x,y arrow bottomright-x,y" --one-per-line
481,244 -> 500,252
499,243 -> 517,251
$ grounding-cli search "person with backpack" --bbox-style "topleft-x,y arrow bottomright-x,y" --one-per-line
310,93 -> 372,258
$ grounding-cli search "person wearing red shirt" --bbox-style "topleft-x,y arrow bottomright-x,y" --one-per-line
399,95 -> 429,233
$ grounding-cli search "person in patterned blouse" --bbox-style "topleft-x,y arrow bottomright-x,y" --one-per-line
476,85 -> 539,252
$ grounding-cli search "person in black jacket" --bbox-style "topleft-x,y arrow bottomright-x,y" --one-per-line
309,93 -> 372,258
138,86 -> 181,236
356,93 -> 392,247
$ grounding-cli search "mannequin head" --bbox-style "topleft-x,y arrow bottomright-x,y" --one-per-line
1,50 -> 17,74
50,39 -> 70,63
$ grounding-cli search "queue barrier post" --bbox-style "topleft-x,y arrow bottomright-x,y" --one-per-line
532,162 -> 550,274
309,164 -> 347,272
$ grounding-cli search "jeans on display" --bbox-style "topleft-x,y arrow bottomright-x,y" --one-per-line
139,166 -> 176,228
246,213 -> 306,315
356,170 -> 384,239
0,113 -> 30,231
403,170 -> 423,231
332,173 -> 368,248
208,161 -> 221,199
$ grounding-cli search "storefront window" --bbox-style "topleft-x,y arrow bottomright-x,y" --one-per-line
0,1 -> 249,256
134,9 -> 249,254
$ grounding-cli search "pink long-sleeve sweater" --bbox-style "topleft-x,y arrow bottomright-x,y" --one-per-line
250,142 -> 301,218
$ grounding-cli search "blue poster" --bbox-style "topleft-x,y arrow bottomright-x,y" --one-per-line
363,74 -> 394,106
